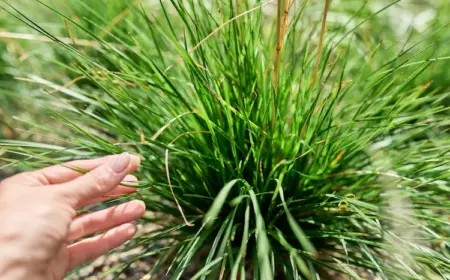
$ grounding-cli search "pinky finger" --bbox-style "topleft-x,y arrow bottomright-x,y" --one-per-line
66,223 -> 137,272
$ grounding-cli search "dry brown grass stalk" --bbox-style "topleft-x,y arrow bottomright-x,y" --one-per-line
311,0 -> 330,88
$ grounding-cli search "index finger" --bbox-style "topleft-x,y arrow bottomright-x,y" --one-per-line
58,153 -> 141,207
35,155 -> 140,185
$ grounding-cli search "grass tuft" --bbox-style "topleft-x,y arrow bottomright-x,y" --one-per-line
1,0 -> 449,278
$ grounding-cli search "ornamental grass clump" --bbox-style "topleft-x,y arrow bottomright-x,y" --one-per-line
1,0 -> 449,279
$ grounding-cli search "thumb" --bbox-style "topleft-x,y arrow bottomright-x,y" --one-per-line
59,153 -> 135,207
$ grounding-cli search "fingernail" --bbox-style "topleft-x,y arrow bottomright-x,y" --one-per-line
130,155 -> 141,168
130,200 -> 146,214
128,226 -> 136,235
123,175 -> 139,186
122,223 -> 136,235
109,152 -> 130,173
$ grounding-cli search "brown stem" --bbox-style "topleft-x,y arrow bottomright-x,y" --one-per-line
271,0 -> 284,130
281,0 -> 292,38
274,0 -> 293,86
64,19 -> 77,48
49,76 -> 86,94
272,0 -> 293,130
100,0 -> 141,38
311,0 -> 330,88
273,0 -> 283,88
0,31 -> 136,50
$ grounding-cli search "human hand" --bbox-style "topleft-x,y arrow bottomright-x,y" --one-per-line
0,153 -> 145,280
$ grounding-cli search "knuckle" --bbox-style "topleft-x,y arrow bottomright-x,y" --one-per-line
32,171 -> 50,185
84,212 -> 96,228
37,202 -> 55,218
91,167 -> 114,192
23,171 -> 42,183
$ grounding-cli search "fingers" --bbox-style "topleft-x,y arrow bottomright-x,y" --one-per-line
66,223 -> 137,272
35,154 -> 140,185
80,175 -> 138,207
67,200 -> 145,242
38,157 -> 108,185
59,153 -> 140,207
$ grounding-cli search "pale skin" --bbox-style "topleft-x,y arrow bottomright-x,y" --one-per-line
0,153 -> 145,280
